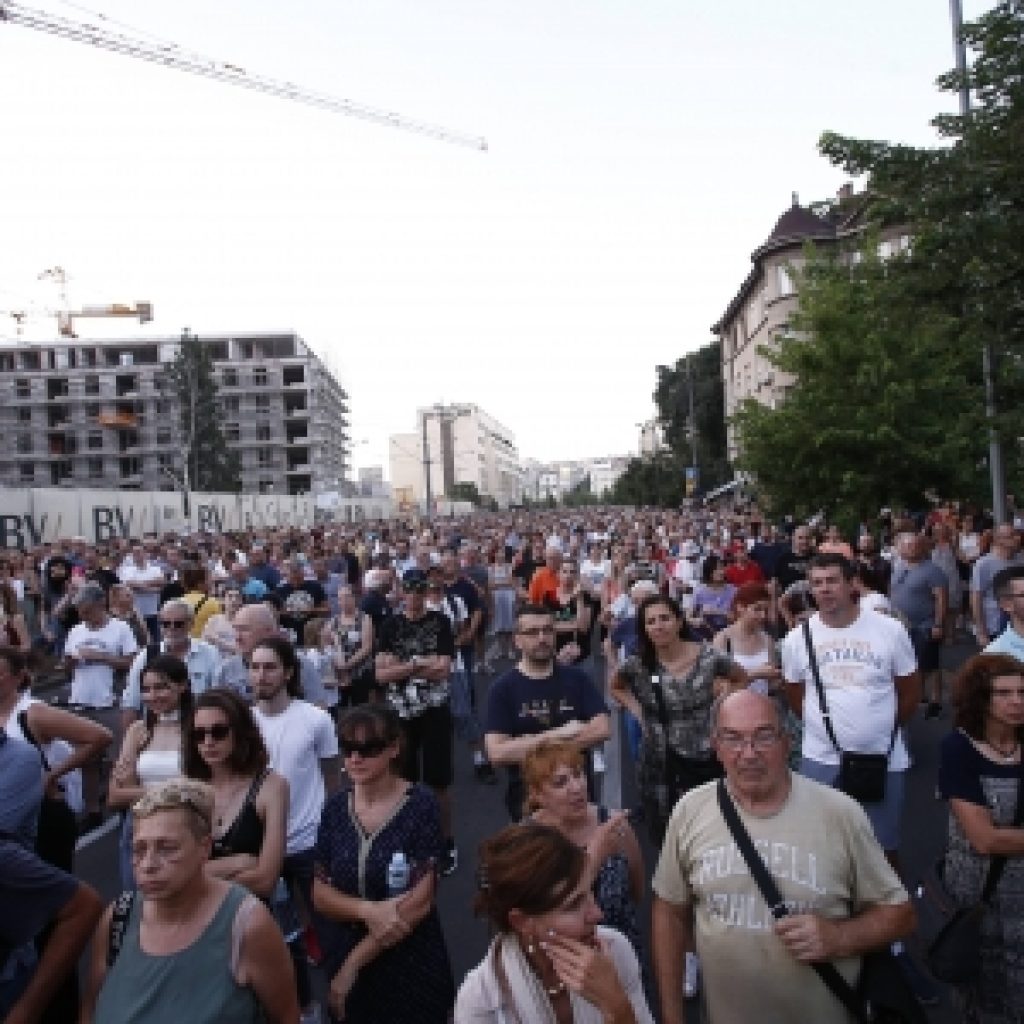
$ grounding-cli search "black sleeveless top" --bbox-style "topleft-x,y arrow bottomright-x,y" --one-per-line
211,771 -> 266,859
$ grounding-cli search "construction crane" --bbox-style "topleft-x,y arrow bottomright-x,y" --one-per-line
0,1 -> 487,151
1,266 -> 153,339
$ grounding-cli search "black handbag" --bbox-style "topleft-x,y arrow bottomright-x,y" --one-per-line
803,621 -> 895,804
717,779 -> 925,1024
915,759 -> 1024,984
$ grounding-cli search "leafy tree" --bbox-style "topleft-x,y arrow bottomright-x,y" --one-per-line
654,340 -> 730,494
816,0 -> 1024,504
563,474 -> 599,507
448,481 -> 482,505
732,244 -> 980,523
608,452 -> 684,508
160,328 -> 241,496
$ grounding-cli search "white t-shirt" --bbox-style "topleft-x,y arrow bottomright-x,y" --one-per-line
119,561 -> 166,618
253,699 -> 338,854
579,558 -> 611,591
65,617 -> 139,707
859,591 -> 892,615
781,610 -> 916,770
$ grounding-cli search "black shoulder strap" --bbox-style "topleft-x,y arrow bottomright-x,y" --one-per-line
802,619 -> 843,755
194,595 -> 209,615
980,760 -> 1024,902
17,709 -> 50,770
107,890 -> 136,967
716,779 -> 867,1023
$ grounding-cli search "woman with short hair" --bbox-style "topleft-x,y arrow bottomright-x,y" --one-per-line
81,777 -> 298,1024
455,822 -> 653,1023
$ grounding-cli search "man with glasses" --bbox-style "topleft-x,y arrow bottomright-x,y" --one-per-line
120,599 -> 221,729
485,604 -> 610,820
983,565 -> 1024,660
652,689 -> 913,1024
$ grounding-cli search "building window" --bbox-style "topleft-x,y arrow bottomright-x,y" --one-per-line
257,424 -> 271,441
258,448 -> 273,467
777,265 -> 795,297
258,478 -> 275,494
253,367 -> 268,386
88,457 -> 104,478
15,379 -> 30,399
155,399 -> 170,416
19,463 -> 33,482
225,424 -> 240,442
240,342 -> 253,360
88,432 -> 103,450
84,374 -> 100,395
17,408 -> 31,423
252,395 -> 270,411
156,429 -> 172,446
223,396 -> 240,414
222,369 -> 238,387
16,434 -> 31,454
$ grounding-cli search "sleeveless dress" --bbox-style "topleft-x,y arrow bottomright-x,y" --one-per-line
212,772 -> 267,860
94,884 -> 261,1024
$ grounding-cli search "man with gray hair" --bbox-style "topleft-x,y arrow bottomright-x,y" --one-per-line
120,598 -> 222,728
212,602 -> 280,702
652,689 -> 915,1024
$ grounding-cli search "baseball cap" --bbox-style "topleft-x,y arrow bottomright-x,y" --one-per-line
241,579 -> 269,601
402,569 -> 429,591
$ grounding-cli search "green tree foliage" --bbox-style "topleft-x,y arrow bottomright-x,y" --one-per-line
563,474 -> 599,507
732,246 -> 979,523
448,481 -> 482,505
608,452 -> 683,508
816,0 -> 1024,500
160,329 -> 241,494
654,340 -> 730,493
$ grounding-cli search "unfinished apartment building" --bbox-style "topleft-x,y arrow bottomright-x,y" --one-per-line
0,332 -> 349,495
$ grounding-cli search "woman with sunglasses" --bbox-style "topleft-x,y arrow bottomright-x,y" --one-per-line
184,689 -> 288,901
108,654 -> 192,887
312,705 -> 454,1024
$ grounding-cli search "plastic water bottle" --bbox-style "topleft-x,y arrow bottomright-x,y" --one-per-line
386,851 -> 410,897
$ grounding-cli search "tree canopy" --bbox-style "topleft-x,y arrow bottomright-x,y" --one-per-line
735,0 -> 1024,520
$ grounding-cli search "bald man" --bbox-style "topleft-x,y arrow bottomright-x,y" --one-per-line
212,603 -> 279,702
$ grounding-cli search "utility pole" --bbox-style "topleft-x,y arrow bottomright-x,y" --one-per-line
421,410 -> 432,516
685,354 -> 699,500
950,0 -> 1006,524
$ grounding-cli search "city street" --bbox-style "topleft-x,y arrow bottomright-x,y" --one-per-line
58,637 -> 973,1022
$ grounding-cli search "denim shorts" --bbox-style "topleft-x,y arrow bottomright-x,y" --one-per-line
800,756 -> 905,852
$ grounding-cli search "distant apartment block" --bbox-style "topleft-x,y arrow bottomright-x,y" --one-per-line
520,456 -> 630,501
390,403 -> 522,509
0,332 -> 349,495
713,187 -> 908,461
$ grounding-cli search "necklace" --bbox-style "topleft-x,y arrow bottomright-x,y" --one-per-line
985,738 -> 1020,762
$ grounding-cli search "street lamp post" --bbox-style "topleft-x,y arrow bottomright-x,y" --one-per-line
950,0 -> 1006,524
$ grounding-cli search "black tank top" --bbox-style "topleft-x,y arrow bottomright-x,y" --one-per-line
211,771 -> 266,859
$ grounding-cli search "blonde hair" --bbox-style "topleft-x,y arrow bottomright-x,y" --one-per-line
132,777 -> 214,838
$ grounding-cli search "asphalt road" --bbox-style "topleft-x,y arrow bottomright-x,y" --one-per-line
56,639 -> 974,1022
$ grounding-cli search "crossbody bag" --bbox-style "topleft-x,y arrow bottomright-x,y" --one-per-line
802,620 -> 895,803
716,779 -> 924,1023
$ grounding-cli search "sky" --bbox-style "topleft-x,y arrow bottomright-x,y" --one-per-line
0,0 -> 994,475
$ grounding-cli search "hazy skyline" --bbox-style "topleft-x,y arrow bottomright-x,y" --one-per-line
0,0 -> 992,474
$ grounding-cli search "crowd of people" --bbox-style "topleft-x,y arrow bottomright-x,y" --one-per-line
0,501 -> 1022,1023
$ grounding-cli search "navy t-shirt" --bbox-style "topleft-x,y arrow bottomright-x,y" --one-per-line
938,729 -> 1021,806
485,664 -> 607,782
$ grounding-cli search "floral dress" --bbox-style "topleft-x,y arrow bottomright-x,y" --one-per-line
619,645 -> 735,829
314,783 -> 455,1024
937,730 -> 1024,1023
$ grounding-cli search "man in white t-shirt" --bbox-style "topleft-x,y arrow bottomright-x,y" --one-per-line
781,553 -> 920,859
118,544 -> 166,641
250,635 -> 339,1021
652,689 -> 913,1024
65,584 -> 139,709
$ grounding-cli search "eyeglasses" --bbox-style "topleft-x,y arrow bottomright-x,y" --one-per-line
191,723 -> 231,743
715,728 -> 781,754
341,737 -> 389,759
517,625 -> 555,637
159,619 -> 189,629
991,687 -> 1024,699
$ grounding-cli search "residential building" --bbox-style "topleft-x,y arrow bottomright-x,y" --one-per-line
520,456 -> 630,502
713,187 -> 908,461
0,331 -> 349,495
389,403 -> 522,509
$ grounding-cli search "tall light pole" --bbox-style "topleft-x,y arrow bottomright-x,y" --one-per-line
950,0 -> 1006,524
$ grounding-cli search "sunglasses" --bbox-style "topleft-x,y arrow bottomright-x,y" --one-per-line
160,619 -> 189,629
341,737 -> 389,759
191,723 -> 231,743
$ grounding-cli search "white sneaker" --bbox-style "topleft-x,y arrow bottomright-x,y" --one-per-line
683,952 -> 700,999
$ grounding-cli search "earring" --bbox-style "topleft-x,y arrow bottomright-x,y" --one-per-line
526,936 -> 536,955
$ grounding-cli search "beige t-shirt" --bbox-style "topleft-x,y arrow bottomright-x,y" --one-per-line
652,773 -> 907,1024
